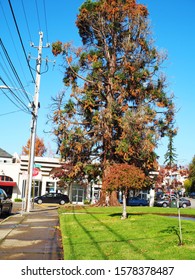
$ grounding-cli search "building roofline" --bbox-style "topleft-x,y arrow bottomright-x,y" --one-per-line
0,148 -> 13,158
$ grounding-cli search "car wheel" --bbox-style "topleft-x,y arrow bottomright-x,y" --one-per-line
162,202 -> 167,207
182,203 -> 187,208
0,207 -> 2,216
139,204 -> 143,206
60,200 -> 65,205
37,199 -> 43,204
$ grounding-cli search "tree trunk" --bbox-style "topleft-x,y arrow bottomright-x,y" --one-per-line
97,190 -> 120,206
121,192 -> 127,219
97,189 -> 106,206
110,191 -> 120,206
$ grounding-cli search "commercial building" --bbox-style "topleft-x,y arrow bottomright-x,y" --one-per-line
0,148 -> 99,204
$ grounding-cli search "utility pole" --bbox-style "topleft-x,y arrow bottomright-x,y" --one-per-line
24,31 -> 50,212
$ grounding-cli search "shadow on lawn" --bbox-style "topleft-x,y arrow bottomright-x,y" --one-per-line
109,212 -> 145,218
66,206 -> 154,260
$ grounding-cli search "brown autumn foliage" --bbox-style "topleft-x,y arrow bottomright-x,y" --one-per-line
50,0 -> 176,202
103,163 -> 146,192
22,137 -> 47,157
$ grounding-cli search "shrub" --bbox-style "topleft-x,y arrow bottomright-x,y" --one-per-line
14,198 -> 22,202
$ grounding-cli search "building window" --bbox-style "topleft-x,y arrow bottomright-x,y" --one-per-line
46,182 -> 55,193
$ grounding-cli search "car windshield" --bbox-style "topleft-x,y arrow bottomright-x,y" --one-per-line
0,189 -> 7,198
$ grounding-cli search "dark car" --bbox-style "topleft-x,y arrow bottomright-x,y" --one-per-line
127,197 -> 149,206
34,193 -> 69,205
179,197 -> 191,207
0,188 -> 13,216
189,192 -> 195,199
154,197 -> 191,208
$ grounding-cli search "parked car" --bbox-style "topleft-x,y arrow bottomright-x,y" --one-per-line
154,197 -> 191,208
33,193 -> 69,205
179,197 -> 191,207
189,192 -> 195,199
0,188 -> 13,216
126,197 -> 149,206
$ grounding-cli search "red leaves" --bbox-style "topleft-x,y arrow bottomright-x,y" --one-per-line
103,163 -> 146,192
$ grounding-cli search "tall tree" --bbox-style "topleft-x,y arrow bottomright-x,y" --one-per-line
51,0 -> 175,186
164,128 -> 177,168
22,136 -> 47,157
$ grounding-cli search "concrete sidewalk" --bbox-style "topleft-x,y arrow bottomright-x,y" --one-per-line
0,206 -> 63,260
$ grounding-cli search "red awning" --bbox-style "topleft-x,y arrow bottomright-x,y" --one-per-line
0,181 -> 17,187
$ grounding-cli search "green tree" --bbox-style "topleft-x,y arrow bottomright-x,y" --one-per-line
188,156 -> 195,192
183,179 -> 192,194
164,128 -> 178,168
51,0 -> 176,189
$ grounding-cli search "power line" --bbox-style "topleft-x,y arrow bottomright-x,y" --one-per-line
21,0 -> 33,43
0,52 -> 18,89
0,0 -> 29,86
0,76 -> 31,114
0,38 -> 31,104
35,0 -> 41,31
0,51 -> 31,106
8,0 -> 36,84
0,109 -> 22,117
43,0 -> 49,43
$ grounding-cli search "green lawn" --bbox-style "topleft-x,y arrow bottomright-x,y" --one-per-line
58,205 -> 195,260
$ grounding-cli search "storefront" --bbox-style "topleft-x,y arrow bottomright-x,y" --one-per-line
72,183 -> 86,204
0,175 -> 17,197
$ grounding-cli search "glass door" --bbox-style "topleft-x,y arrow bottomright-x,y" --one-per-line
72,187 -> 84,204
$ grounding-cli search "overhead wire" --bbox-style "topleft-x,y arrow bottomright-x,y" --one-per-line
35,0 -> 41,32
0,51 -> 18,90
0,0 -> 30,87
43,0 -> 49,43
21,0 -> 33,44
0,38 -> 31,104
8,0 -> 36,84
0,77 -> 31,114
0,109 -> 23,117
0,0 -> 51,115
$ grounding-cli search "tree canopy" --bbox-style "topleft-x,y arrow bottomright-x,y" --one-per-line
102,163 -> 147,191
51,0 -> 176,185
22,136 -> 47,157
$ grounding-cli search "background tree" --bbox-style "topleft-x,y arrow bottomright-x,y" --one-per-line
164,127 -> 178,168
183,178 -> 192,194
188,155 -> 195,192
51,0 -> 176,198
22,136 -> 47,157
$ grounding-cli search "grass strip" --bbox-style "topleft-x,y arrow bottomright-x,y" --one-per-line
59,205 -> 195,260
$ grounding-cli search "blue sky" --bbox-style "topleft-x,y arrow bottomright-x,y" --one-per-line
0,0 -> 194,166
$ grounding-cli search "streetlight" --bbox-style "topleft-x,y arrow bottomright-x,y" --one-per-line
0,84 -> 36,212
